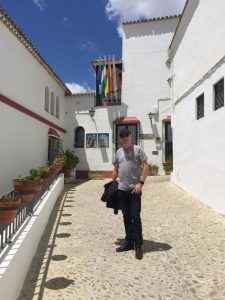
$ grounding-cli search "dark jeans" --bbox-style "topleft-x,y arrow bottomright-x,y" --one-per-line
118,189 -> 143,247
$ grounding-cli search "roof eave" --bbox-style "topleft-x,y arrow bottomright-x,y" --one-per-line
122,14 -> 181,26
168,0 -> 190,58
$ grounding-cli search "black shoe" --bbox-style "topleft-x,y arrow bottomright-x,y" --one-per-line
116,241 -> 134,252
135,246 -> 143,260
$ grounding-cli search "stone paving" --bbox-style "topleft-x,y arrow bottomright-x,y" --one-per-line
19,176 -> 225,300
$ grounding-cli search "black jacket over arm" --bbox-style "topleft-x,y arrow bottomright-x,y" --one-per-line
101,181 -> 120,215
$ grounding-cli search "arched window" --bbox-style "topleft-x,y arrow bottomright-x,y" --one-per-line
56,96 -> 59,119
45,87 -> 49,112
74,126 -> 85,148
50,92 -> 55,115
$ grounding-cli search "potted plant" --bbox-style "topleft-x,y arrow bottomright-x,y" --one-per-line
163,156 -> 173,167
38,166 -> 51,185
149,164 -> 159,176
13,172 -> 41,203
29,168 -> 43,192
63,149 -> 79,178
163,164 -> 173,175
0,195 -> 21,225
49,155 -> 66,175
88,170 -> 104,180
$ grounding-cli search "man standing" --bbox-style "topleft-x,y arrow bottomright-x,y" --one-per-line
112,128 -> 149,260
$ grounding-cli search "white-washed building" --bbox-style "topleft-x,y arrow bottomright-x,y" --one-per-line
168,0 -> 225,214
66,16 -> 180,178
0,7 -> 70,194
0,6 -> 180,193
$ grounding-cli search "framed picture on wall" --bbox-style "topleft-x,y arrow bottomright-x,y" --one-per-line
98,133 -> 109,148
86,133 -> 97,148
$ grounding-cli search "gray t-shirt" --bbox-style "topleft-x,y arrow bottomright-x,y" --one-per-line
113,145 -> 148,191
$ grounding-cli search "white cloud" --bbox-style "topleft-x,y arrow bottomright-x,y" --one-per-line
105,0 -> 186,36
32,0 -> 46,11
80,41 -> 97,52
66,82 -> 92,94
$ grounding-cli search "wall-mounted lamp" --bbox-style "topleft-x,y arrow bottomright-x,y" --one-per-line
88,107 -> 96,118
148,112 -> 154,120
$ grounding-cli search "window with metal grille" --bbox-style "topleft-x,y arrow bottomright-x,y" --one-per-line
214,78 -> 224,110
48,136 -> 63,163
196,94 -> 204,120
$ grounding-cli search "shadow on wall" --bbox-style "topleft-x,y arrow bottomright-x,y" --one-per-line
168,0 -> 200,57
106,103 -> 129,130
91,118 -> 109,163
74,114 -> 90,174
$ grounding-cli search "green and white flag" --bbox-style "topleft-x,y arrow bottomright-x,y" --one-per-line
112,57 -> 118,101
100,61 -> 107,100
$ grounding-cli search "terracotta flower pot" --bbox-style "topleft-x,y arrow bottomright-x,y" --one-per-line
41,172 -> 51,184
0,198 -> 21,225
64,168 -> 73,178
19,191 -> 35,203
165,171 -> 171,175
13,179 -> 39,193
42,178 -> 49,185
35,179 -> 43,193
41,173 -> 51,185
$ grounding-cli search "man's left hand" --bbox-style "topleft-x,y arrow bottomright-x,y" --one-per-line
132,183 -> 142,194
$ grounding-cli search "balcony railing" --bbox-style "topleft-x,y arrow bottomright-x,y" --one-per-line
0,170 -> 62,254
95,90 -> 122,107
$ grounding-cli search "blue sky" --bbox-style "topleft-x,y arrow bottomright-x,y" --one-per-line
0,0 -> 186,92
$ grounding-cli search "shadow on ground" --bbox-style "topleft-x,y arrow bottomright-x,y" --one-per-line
115,238 -> 172,253
18,180 -> 87,300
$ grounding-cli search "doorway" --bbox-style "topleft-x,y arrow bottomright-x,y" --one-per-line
115,123 -> 139,151
163,121 -> 173,162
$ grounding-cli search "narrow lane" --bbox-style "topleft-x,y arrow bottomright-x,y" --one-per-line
19,177 -> 225,300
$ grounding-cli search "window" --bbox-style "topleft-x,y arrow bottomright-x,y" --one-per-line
74,126 -> 85,148
48,136 -> 63,163
45,87 -> 49,112
50,92 -> 55,115
196,94 -> 204,120
56,96 -> 59,119
214,78 -> 224,110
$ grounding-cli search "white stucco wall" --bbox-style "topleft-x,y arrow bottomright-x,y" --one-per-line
65,95 -> 173,173
0,23 -> 67,127
122,18 -> 179,168
170,0 -> 225,102
65,95 -> 127,172
171,62 -> 225,214
0,22 -> 67,195
170,1 -> 225,214
64,19 -> 179,173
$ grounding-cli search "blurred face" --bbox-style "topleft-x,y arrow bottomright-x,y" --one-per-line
120,134 -> 132,148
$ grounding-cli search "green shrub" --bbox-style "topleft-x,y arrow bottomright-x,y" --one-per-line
64,149 -> 79,169
149,164 -> 159,176
163,164 -> 173,172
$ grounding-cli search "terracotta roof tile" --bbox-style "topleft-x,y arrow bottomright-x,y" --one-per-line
122,14 -> 181,25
